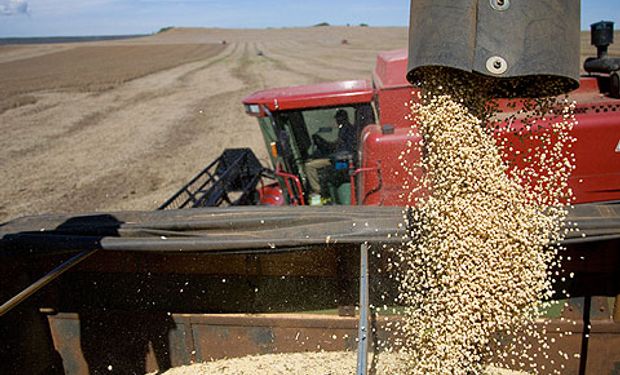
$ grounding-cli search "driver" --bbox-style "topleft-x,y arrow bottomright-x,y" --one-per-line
305,109 -> 356,195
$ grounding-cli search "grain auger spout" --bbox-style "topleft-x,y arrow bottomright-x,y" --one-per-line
406,0 -> 581,98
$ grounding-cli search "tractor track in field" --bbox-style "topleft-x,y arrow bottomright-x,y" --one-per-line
264,48 -> 371,80
2,47 -> 233,161
253,43 -> 328,84
177,43 -> 241,84
263,41 -> 374,78
52,45 -> 249,214
1,44 -> 242,218
56,41 -> 291,213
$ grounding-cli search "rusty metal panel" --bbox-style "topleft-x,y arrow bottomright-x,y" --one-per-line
190,314 -> 358,361
48,314 -> 89,375
586,321 -> 620,373
47,312 -> 620,374
615,295 -> 620,323
537,322 -> 583,375
163,317 -> 194,367
49,312 -> 183,375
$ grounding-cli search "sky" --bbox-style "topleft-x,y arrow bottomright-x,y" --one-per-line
0,0 -> 618,38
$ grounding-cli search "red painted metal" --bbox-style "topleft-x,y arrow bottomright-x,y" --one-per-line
372,49 -> 420,130
359,91 -> 620,206
359,125 -> 423,206
275,169 -> 306,206
496,97 -> 620,204
242,80 -> 374,115
373,49 -> 410,89
258,183 -> 285,206
360,49 -> 620,206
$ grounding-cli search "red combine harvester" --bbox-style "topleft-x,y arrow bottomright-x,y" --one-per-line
162,42 -> 619,210
239,49 -> 620,208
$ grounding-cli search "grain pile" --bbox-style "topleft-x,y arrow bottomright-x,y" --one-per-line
386,72 -> 577,374
158,351 -> 530,375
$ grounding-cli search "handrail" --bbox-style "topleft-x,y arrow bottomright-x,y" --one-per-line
275,169 -> 306,206
350,162 -> 382,206
0,249 -> 98,317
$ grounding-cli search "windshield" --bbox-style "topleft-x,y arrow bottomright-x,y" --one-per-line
276,104 -> 375,162
302,107 -> 355,155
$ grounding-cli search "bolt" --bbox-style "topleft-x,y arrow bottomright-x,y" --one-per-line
486,56 -> 508,74
490,0 -> 510,11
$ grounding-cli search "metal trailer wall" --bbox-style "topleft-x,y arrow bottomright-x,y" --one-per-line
1,205 -> 620,374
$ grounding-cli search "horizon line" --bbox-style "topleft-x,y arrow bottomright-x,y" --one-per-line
1,24 -> 617,40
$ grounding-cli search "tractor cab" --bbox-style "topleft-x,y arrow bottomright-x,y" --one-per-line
243,80 -> 376,205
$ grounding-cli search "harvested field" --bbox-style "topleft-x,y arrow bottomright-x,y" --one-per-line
0,44 -> 224,111
0,28 -> 617,222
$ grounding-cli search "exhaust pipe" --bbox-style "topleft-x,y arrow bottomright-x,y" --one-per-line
406,0 -> 581,98
584,21 -> 620,99
584,21 -> 620,74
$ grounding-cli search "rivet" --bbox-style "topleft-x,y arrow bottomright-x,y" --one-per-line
490,0 -> 510,11
486,56 -> 508,75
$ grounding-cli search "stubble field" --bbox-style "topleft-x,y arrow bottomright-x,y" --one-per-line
0,27 -> 618,222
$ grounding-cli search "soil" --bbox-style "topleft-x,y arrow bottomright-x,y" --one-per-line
0,28 -> 617,222
0,44 -> 225,105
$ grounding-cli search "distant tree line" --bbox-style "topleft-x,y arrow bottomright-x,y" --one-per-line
157,26 -> 175,34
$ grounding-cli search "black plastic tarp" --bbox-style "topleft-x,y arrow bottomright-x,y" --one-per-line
1,204 -> 620,256
0,206 -> 405,255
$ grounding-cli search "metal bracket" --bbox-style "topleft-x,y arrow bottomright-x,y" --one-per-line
356,242 -> 370,375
